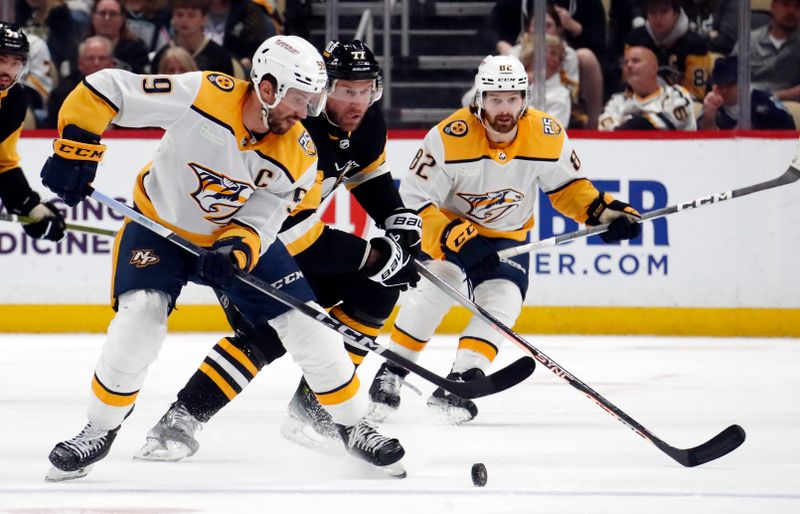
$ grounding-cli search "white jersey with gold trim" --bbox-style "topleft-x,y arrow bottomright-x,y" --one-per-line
599,84 -> 697,131
402,106 -> 602,259
61,69 -> 318,252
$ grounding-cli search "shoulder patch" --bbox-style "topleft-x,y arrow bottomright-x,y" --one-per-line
542,117 -> 562,136
443,119 -> 469,137
206,73 -> 235,92
298,131 -> 317,156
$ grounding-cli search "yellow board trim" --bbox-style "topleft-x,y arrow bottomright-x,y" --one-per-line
1,305 -> 798,337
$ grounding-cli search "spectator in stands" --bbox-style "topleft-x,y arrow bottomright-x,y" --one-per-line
123,0 -> 171,54
14,0 -> 81,78
19,32 -> 54,124
90,0 -> 150,73
599,45 -> 697,130
157,46 -> 199,73
151,0 -> 241,78
734,0 -> 800,101
481,0 -> 604,128
682,0 -> 740,55
519,33 -> 572,126
205,0 -> 277,70
699,55 -> 796,129
627,0 -> 712,100
45,36 -> 115,129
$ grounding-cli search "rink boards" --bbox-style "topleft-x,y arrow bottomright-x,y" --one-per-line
1,131 -> 798,336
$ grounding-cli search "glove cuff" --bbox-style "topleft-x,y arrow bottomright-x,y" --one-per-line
53,139 -> 107,162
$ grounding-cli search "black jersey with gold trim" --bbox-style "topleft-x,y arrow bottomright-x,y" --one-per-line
0,83 -> 27,174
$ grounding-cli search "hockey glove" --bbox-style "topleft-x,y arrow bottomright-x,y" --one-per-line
361,236 -> 420,291
41,124 -> 106,207
197,236 -> 254,290
382,208 -> 423,256
440,219 -> 500,274
22,201 -> 66,242
585,192 -> 642,243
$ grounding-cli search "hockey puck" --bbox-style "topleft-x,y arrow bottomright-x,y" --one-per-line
471,463 -> 487,487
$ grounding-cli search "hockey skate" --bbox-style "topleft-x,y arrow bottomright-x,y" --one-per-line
46,422 -> 120,482
338,418 -> 406,478
134,401 -> 202,461
426,369 -> 483,424
367,362 -> 404,422
280,377 -> 341,454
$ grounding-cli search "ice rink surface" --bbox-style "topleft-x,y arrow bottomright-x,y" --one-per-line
0,333 -> 798,514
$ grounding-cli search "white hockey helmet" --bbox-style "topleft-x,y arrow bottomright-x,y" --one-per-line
473,55 -> 528,118
250,35 -> 328,123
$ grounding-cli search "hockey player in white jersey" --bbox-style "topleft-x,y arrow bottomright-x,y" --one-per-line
368,55 -> 642,423
599,45 -> 697,131
41,35 -> 406,481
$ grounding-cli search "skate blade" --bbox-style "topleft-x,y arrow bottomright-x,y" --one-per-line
427,400 -> 475,425
366,401 -> 398,424
280,416 -> 341,455
133,438 -> 193,462
380,460 -> 407,479
45,464 -> 92,482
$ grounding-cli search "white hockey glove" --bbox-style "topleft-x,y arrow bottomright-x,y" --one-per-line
361,236 -> 420,291
382,208 -> 423,257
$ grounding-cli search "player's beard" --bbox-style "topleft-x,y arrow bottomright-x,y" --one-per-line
484,111 -> 519,134
0,73 -> 15,90
328,107 -> 366,132
267,109 -> 299,135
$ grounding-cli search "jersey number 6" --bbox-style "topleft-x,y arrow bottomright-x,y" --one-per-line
142,77 -> 173,94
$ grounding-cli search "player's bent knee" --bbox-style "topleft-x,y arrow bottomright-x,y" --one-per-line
103,289 -> 170,373
473,279 -> 523,326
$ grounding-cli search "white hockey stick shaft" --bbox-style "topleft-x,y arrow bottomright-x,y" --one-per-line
498,140 -> 800,259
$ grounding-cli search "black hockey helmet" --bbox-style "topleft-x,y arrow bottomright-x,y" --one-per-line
322,40 -> 380,81
0,22 -> 30,61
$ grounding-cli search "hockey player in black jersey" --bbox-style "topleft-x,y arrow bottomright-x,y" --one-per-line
0,22 -> 65,242
135,40 -> 423,465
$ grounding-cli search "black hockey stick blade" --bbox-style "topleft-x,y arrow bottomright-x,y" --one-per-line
658,424 -> 746,467
448,356 -> 536,399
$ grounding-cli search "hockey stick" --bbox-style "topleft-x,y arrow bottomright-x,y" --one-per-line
498,148 -> 800,258
414,260 -> 745,467
0,212 -> 118,237
88,189 -> 535,399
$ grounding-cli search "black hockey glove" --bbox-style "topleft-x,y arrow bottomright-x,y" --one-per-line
361,236 -> 420,291
41,124 -> 106,206
440,219 -> 500,274
197,237 -> 254,290
585,192 -> 642,243
22,201 -> 66,242
382,208 -> 423,257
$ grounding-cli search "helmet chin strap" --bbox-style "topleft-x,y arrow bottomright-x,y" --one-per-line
255,87 -> 283,133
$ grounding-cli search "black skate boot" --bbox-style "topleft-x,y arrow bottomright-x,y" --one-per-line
134,401 -> 202,461
426,369 -> 483,424
367,362 -> 404,422
280,377 -> 340,453
46,422 -> 120,482
338,418 -> 406,478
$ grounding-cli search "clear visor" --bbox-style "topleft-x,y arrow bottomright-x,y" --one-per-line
327,79 -> 383,106
279,87 -> 328,117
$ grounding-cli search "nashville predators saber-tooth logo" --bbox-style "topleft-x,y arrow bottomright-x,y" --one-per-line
189,162 -> 254,224
457,188 -> 524,222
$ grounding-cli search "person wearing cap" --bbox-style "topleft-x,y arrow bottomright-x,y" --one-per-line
626,0 -> 712,100
699,56 -> 795,130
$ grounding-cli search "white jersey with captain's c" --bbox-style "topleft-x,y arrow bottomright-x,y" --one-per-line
60,69 -> 318,253
402,106 -> 602,259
